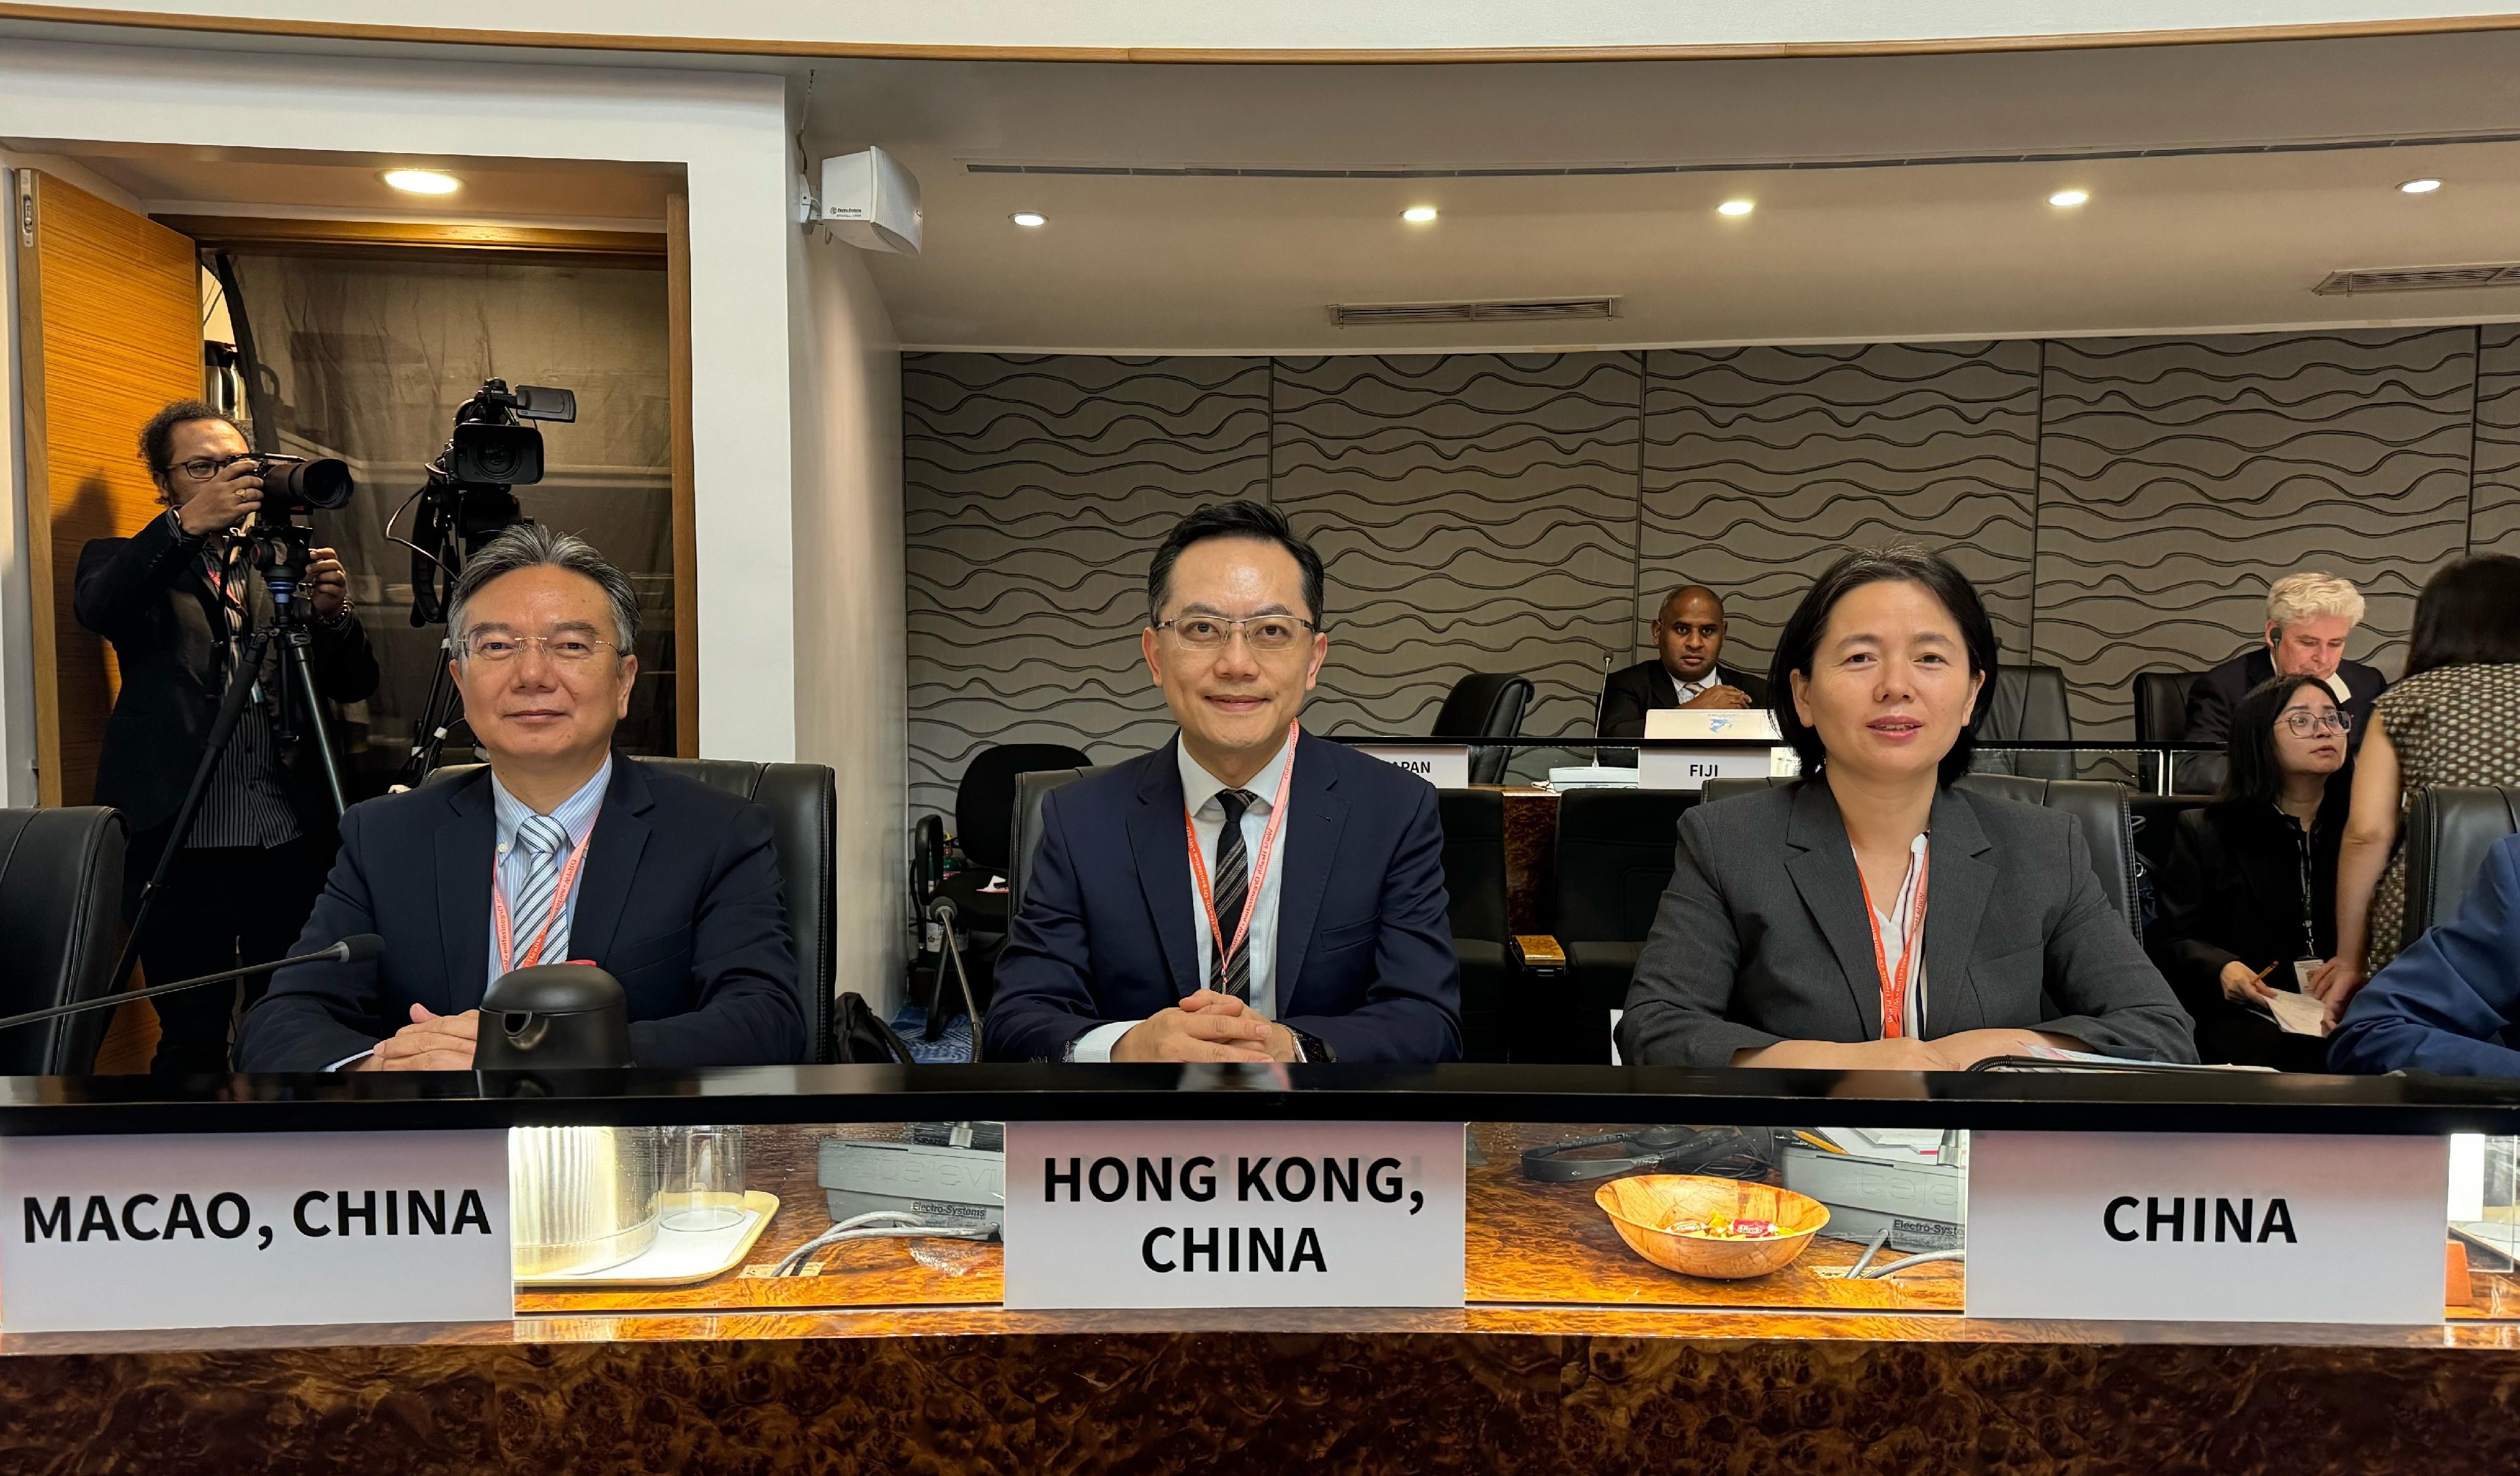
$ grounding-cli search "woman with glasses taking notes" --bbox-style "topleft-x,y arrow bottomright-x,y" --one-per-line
2312,555 -> 2520,1024
2148,677 -> 2352,1069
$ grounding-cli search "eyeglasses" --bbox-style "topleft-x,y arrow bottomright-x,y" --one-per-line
166,454 -> 258,483
2279,710 -> 2353,736
453,631 -> 619,665
1154,615 -> 1318,652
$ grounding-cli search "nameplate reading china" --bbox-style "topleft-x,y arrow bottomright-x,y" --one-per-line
1352,744 -> 1470,789
0,1130 -> 512,1333
1002,1121 -> 1465,1309
1966,1131 -> 2446,1324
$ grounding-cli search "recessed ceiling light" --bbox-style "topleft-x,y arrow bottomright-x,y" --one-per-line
1716,198 -> 1755,217
1401,205 -> 1439,224
382,169 -> 460,196
2400,177 -> 2444,195
1010,211 -> 1047,227
2048,188 -> 2090,208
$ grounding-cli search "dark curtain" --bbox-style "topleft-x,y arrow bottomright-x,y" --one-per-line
223,254 -> 676,792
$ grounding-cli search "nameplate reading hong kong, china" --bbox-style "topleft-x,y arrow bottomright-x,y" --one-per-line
1965,1130 -> 2448,1324
0,1130 -> 512,1334
1001,1121 -> 1466,1309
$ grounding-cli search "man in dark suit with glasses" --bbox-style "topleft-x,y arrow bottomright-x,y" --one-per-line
74,400 -> 377,1075
985,500 -> 1461,1065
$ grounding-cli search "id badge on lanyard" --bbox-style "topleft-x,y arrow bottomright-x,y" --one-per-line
1855,845 -> 1929,1040
1184,720 -> 1298,992
492,828 -> 595,975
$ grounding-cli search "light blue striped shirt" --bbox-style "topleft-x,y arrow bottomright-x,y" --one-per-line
488,755 -> 612,979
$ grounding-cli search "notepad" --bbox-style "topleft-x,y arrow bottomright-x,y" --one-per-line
2262,989 -> 2330,1038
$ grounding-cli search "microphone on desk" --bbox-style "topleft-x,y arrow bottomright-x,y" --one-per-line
0,935 -> 384,1035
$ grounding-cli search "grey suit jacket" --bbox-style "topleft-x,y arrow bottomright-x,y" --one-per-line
1617,779 -> 2197,1067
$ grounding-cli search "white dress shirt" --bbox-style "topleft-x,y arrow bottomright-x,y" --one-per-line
1070,735 -> 1296,1063
1861,832 -> 1932,1039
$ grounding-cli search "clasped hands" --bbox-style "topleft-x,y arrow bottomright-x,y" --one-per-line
1112,989 -> 1299,1063
355,1004 -> 477,1071
1733,1027 -> 2068,1072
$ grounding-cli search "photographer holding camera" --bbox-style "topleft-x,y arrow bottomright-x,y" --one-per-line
74,400 -> 379,1075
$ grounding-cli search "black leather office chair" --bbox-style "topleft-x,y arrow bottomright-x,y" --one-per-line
1529,788 -> 1700,1062
2401,786 -> 2520,946
426,758 -> 836,1062
1431,673 -> 1533,786
919,743 -> 1094,934
1436,788 -> 1510,1063
0,807 -> 126,1075
1702,773 -> 2142,939
2132,671 -> 2204,746
1973,665 -> 2075,780
1008,764 -> 1100,918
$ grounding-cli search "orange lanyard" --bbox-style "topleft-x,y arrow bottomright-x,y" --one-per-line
1853,841 -> 1928,1040
492,823 -> 595,975
1183,721 -> 1297,992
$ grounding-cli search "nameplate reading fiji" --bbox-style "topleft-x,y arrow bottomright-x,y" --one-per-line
1000,1121 -> 1466,1309
0,1130 -> 512,1333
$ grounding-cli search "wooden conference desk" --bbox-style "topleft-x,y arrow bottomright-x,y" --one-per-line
6,1066 -> 2520,1475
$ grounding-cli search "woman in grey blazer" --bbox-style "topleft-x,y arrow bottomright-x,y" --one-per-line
1618,549 -> 2197,1070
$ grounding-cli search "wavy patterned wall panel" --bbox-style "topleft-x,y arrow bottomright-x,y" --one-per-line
1269,353 -> 1642,741
2473,324 -> 2520,557
2030,329 -> 2475,740
902,353 -> 1268,820
1638,342 -> 2042,672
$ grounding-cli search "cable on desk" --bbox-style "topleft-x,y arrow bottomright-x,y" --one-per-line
772,1210 -> 999,1277
1850,1249 -> 1966,1279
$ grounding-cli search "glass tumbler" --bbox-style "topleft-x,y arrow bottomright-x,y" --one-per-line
662,1126 -> 747,1233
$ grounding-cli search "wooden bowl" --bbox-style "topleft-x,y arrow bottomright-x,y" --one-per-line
1593,1175 -> 1830,1280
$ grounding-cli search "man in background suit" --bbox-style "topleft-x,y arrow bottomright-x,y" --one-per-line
985,500 -> 1460,1065
1598,585 -> 1770,739
236,525 -> 806,1072
75,400 -> 378,1075
2185,570 -> 2386,751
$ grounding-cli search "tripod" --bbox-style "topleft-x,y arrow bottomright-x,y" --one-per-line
104,525 -> 350,997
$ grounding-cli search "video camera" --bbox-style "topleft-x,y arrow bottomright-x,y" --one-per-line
449,379 -> 578,487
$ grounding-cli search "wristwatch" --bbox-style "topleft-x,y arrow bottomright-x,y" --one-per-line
1290,1027 -> 1334,1064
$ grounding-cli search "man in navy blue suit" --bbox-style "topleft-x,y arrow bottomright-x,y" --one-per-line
2330,833 -> 2520,1077
985,501 -> 1460,1065
235,526 -> 805,1072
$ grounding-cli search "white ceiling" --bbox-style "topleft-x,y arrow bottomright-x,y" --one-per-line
803,31 -> 2520,351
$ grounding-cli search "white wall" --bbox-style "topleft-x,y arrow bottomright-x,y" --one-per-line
11,1 -> 2520,51
0,38 -> 800,761
788,221 -> 909,1017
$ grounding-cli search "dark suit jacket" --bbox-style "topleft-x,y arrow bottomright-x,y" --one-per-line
983,730 -> 1462,1064
2330,833 -> 2520,1076
2184,646 -> 2385,752
234,758 -> 807,1071
1597,658 -> 1771,740
1617,779 -> 2197,1067
75,514 -> 378,835
2148,793 -> 2344,1017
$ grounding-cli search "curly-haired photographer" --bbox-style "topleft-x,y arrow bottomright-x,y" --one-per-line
72,400 -> 379,1075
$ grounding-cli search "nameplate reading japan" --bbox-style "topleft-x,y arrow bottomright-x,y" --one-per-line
0,1130 -> 512,1334
1001,1121 -> 1466,1310
1966,1130 -> 2448,1325
1352,745 -> 1470,789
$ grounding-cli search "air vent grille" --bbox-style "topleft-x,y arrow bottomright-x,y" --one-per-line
1331,296 -> 1618,327
2312,263 -> 2520,295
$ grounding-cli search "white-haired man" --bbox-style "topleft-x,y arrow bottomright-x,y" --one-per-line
2185,571 -> 2388,752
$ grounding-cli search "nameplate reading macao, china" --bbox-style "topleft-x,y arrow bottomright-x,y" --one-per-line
1966,1131 -> 2448,1324
1002,1121 -> 1466,1310
0,1130 -> 512,1334
1352,744 -> 1470,790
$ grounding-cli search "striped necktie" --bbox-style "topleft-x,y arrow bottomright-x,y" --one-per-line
508,813 -> 576,965
1210,789 -> 1256,998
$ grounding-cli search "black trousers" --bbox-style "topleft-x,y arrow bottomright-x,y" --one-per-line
123,826 -> 332,1076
